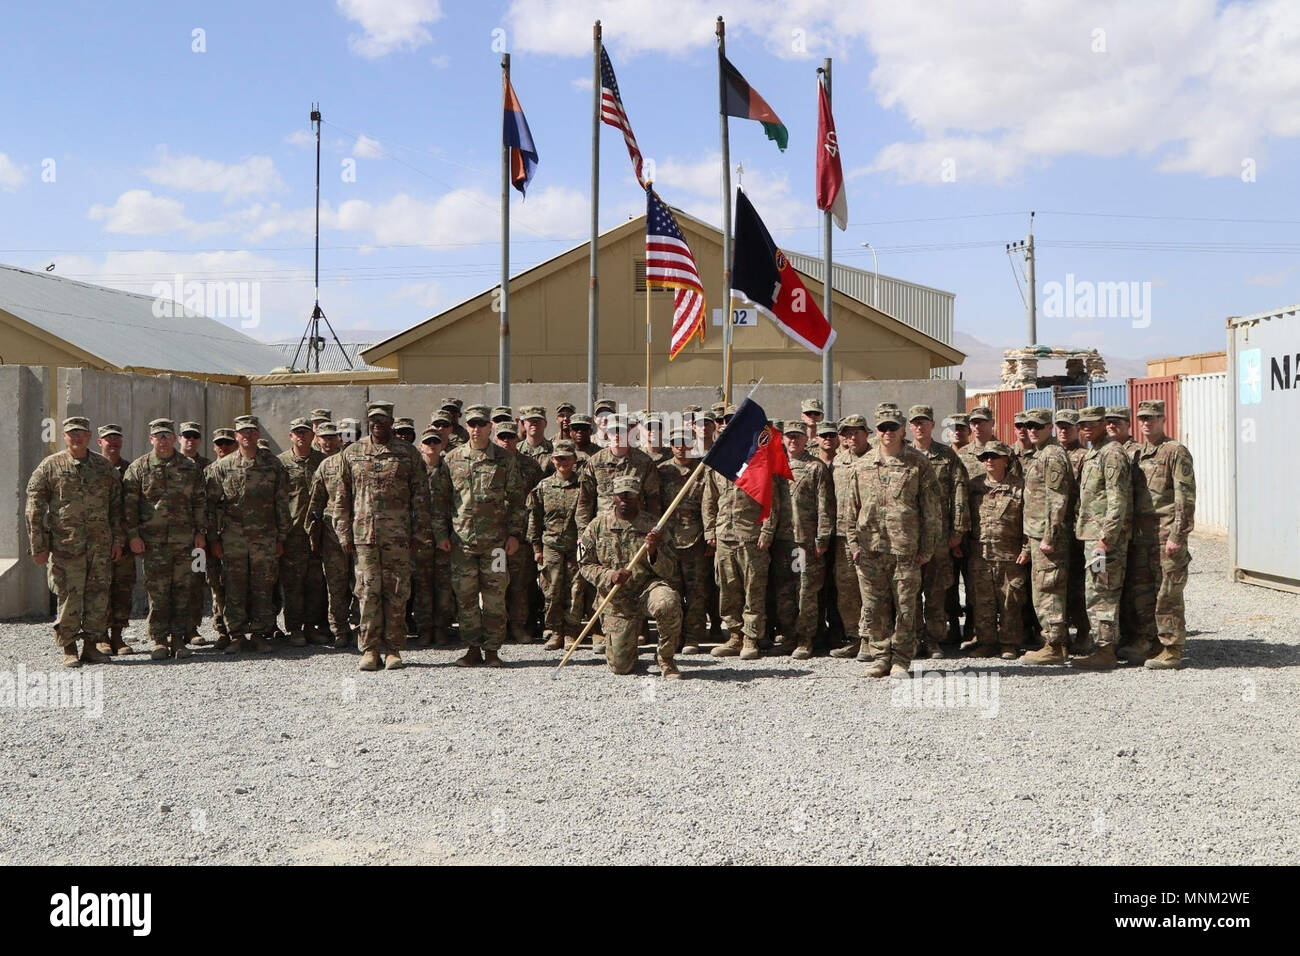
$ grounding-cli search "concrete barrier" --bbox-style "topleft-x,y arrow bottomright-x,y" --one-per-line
840,379 -> 965,428
205,383 -> 246,445
0,365 -> 53,618
249,385 -> 370,454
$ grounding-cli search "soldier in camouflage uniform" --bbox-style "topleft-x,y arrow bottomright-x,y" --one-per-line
1071,406 -> 1133,671
1128,399 -> 1196,670
527,440 -> 583,650
408,427 -> 455,647
97,423 -> 136,654
963,441 -> 1029,659
440,398 -> 469,450
333,402 -> 431,671
495,419 -> 543,643
441,404 -> 526,667
907,405 -> 970,658
657,429 -> 710,654
943,412 -> 973,646
175,422 -> 212,646
568,414 -> 600,465
850,404 -> 943,677
555,400 -> 576,442
813,421 -> 842,646
1019,409 -> 1078,664
519,405 -> 554,474
770,421 -> 833,659
26,417 -> 123,667
207,415 -> 290,655
578,475 -> 683,678
205,428 -> 237,647
305,422 -> 353,649
121,419 -> 207,661
1054,408 -> 1091,651
829,415 -> 873,660
278,418 -> 328,646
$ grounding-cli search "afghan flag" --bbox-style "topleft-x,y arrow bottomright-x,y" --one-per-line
503,75 -> 538,196
731,188 -> 836,354
720,54 -> 787,151
701,397 -> 792,521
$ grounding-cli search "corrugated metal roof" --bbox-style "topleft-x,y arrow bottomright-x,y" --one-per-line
0,263 -> 287,375
269,341 -> 384,372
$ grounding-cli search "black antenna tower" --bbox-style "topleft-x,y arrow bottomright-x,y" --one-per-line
291,102 -> 353,373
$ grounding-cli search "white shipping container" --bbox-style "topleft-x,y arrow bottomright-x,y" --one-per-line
1179,372 -> 1228,532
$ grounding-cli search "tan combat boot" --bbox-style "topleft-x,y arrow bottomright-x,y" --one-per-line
1144,645 -> 1183,670
61,644 -> 82,668
1000,644 -> 1020,660
250,633 -> 275,654
890,662 -> 911,679
109,627 -> 134,655
171,635 -> 192,660
455,646 -> 483,668
1117,640 -> 1153,665
543,630 -> 564,650
150,641 -> 170,661
80,639 -> 112,664
483,648 -> 505,668
288,629 -> 308,648
739,636 -> 760,661
861,659 -> 891,679
1072,642 -> 1118,671
1021,642 -> 1067,665
658,656 -> 682,680
791,637 -> 814,660
384,649 -> 404,670
332,627 -> 352,650
223,636 -> 246,654
829,638 -> 860,659
710,632 -> 742,657
358,648 -> 381,671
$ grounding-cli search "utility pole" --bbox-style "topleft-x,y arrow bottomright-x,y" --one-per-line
1006,211 -> 1037,346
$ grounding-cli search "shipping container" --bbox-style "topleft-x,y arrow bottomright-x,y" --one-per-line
1128,375 -> 1179,439
1023,386 -> 1054,409
1180,372 -> 1228,533
1024,384 -> 1087,411
1087,381 -> 1128,409
993,388 -> 1024,444
1228,304 -> 1300,592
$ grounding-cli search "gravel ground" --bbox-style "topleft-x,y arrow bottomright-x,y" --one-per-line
1,532 -> 1297,866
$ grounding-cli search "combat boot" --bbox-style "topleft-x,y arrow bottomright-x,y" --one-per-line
384,649 -> 404,670
711,632 -> 742,657
250,633 -> 275,654
288,629 -> 307,648
964,642 -> 998,658
511,624 -> 536,645
455,646 -> 483,667
358,649 -> 381,671
658,656 -> 682,679
890,662 -> 911,679
61,644 -> 82,668
926,642 -> 945,660
791,637 -> 814,660
80,640 -> 112,664
332,628 -> 352,650
1144,646 -> 1183,670
223,637 -> 246,654
1070,629 -> 1092,655
543,630 -> 565,650
213,634 -> 231,652
1072,642 -> 1118,671
170,635 -> 192,660
1117,640 -> 1153,665
411,632 -> 433,648
829,638 -> 860,659
739,636 -> 760,661
434,627 -> 456,647
1000,644 -> 1020,660
856,643 -> 873,661
483,648 -> 505,668
309,627 -> 332,646
109,627 -> 134,655
679,637 -> 702,654
1021,642 -> 1067,665
861,659 -> 891,679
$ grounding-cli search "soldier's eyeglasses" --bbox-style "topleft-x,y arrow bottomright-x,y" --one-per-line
1027,423 -> 1046,430
877,423 -> 900,432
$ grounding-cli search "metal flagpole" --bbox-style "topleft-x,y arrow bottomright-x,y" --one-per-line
717,16 -> 733,408
645,266 -> 652,415
820,60 -> 834,418
588,22 -> 601,415
500,53 -> 511,406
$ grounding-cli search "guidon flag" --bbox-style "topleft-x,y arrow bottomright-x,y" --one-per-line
701,397 -> 793,521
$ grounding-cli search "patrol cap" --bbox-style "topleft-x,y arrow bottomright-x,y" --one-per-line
366,401 -> 394,421
594,398 -> 617,415
667,429 -> 693,445
212,427 -> 236,443
907,404 -> 934,422
97,423 -> 123,438
682,404 -> 702,414
782,420 -> 806,435
419,427 -> 443,445
149,418 -> 176,436
520,405 -> 546,421
1137,399 -> 1165,417
801,398 -> 824,415
179,421 -> 202,437
494,420 -> 518,438
1013,411 -> 1028,426
699,411 -> 718,424
948,413 -> 970,428
491,405 -> 514,423
605,414 -> 629,433
439,398 -> 462,413
710,401 -> 727,416
1054,408 -> 1080,426
977,440 -> 1013,459
310,408 -> 332,423
394,417 -> 416,431
62,416 -> 90,433
569,413 -> 594,430
874,403 -> 905,428
555,401 -> 576,416
817,422 -> 839,437
1105,405 -> 1131,421
838,414 -> 867,432
289,417 -> 313,432
463,404 -> 492,425
336,417 -> 359,432
1024,408 -> 1053,427
551,439 -> 576,457
315,421 -> 340,438
724,404 -> 738,417
968,405 -> 993,422
1077,405 -> 1105,423
611,476 -> 641,496
430,410 -> 453,426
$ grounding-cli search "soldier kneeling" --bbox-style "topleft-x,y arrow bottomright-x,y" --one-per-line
577,476 -> 683,679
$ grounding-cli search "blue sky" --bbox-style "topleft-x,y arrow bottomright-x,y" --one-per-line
2,0 -> 1299,367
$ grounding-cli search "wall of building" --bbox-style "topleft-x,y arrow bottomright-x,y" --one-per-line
0,313 -> 92,369
0,365 -> 53,619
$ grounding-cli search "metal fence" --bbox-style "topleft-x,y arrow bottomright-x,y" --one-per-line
1180,372 -> 1228,532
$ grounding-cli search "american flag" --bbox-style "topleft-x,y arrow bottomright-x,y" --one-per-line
600,47 -> 644,186
645,187 -> 705,359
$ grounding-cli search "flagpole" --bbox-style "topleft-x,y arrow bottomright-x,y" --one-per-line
645,263 -> 652,416
588,21 -> 601,416
717,15 -> 733,408
819,59 -> 834,419
500,52 -> 512,407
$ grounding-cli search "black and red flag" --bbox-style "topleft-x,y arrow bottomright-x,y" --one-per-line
720,54 -> 788,151
701,397 -> 793,521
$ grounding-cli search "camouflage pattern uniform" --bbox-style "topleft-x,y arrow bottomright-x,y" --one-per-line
702,462 -> 777,654
1129,418 -> 1195,650
207,429 -> 290,639
441,424 -> 526,651
410,452 -> 455,644
122,432 -> 207,650
503,435 -> 544,642
849,427 -> 943,669
1020,412 -> 1076,648
278,437 -> 327,641
770,438 -> 832,652
527,451 -> 583,643
965,447 -> 1029,651
1074,410 -> 1132,651
577,476 -> 681,674
333,414 -> 431,655
657,452 -> 709,650
1057,410 -> 1091,646
181,442 -> 212,637
306,445 -> 353,643
829,431 -> 870,653
25,433 -> 123,650
909,420 -> 970,653
202,453 -> 228,641
104,445 -> 136,633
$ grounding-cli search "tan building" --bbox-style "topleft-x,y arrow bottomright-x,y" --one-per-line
363,211 -> 964,385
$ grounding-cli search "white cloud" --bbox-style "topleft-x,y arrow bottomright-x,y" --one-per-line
429,53 -> 450,68
571,76 -> 593,91
87,190 -> 207,236
0,153 -> 25,191
338,0 -> 443,58
285,129 -> 315,148
391,281 -> 443,310
652,152 -> 810,235
144,148 -> 285,201
353,134 -> 385,158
